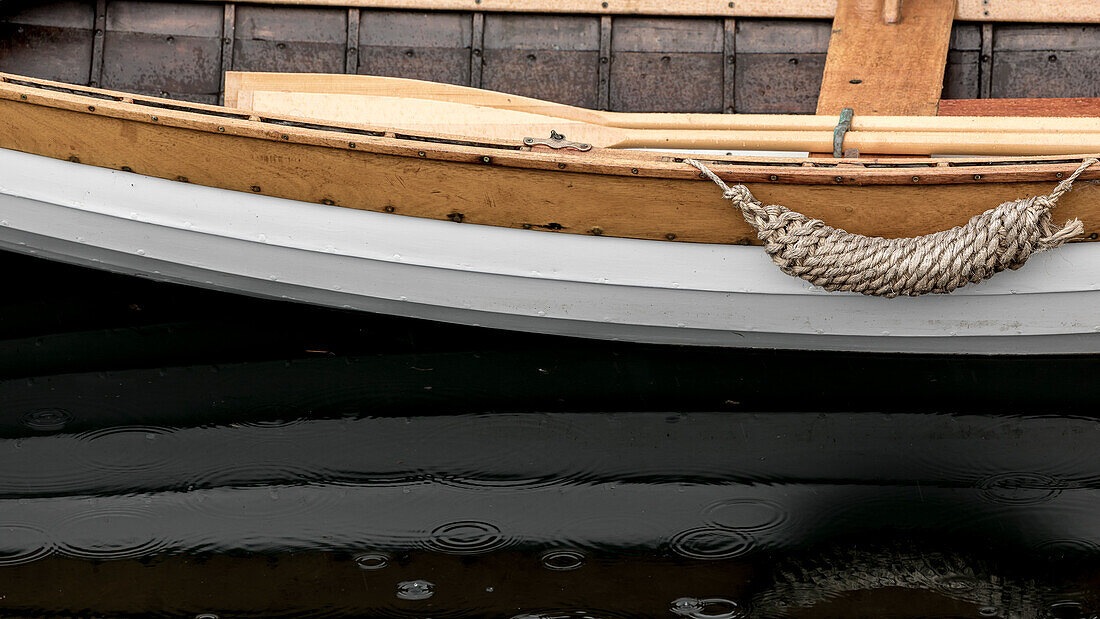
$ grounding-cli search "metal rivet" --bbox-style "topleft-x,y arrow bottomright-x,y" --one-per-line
834,176 -> 844,183
151,116 -> 158,121
665,233 -> 677,240
590,226 -> 604,236
251,185 -> 261,192
1049,54 -> 1058,62
218,126 -> 225,132
383,206 -> 395,213
788,58 -> 798,65
557,163 -> 566,169
769,175 -> 778,181
481,156 -> 491,163
1090,233 -> 1099,240
349,142 -> 356,148
121,166 -> 132,172
88,105 -> 95,111
1056,172 -> 1064,178
973,174 -> 983,180
19,94 -> 27,100
281,134 -> 289,140
418,151 -> 426,157
602,1 -> 609,6
912,176 -> 920,182
631,168 -> 638,174
177,176 -> 189,182
521,223 -> 532,229
68,155 -> 80,163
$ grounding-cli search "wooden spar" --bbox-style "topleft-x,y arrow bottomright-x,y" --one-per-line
185,0 -> 1100,23
815,0 -> 956,117
226,73 -> 1100,135
240,90 -> 1100,155
2,72 -> 1100,247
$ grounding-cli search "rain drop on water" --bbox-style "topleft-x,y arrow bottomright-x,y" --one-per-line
396,580 -> 435,601
670,597 -> 746,619
353,552 -> 389,570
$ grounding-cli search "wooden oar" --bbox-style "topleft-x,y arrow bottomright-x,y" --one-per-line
226,71 -> 1100,135
237,90 -> 1100,156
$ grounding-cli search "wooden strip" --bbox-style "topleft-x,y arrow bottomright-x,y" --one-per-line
345,9 -> 360,74
219,5 -> 237,105
979,22 -> 992,99
469,13 -> 485,88
597,16 -> 611,111
816,0 -> 956,117
722,18 -> 736,114
184,0 -> 1100,23
939,97 -> 1100,117
89,0 -> 107,88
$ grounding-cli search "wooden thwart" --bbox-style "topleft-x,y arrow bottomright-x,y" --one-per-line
816,0 -> 956,118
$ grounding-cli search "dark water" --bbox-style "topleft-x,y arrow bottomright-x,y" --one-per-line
3,251 -> 1100,618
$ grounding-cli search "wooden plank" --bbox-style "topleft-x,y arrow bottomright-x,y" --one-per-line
357,11 -> 472,85
231,6 -> 347,74
609,17 -> 723,112
183,1 -> 1100,23
979,22 -> 992,98
735,20 -> 829,114
816,0 -> 956,117
0,1 -> 96,86
6,80 -> 1100,247
939,97 -> 1100,117
482,14 -> 600,107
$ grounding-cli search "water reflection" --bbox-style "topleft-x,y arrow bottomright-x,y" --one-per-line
2,251 -> 1100,617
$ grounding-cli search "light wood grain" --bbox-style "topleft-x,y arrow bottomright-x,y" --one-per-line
4,71 -> 1100,246
187,0 -> 1100,23
939,98 -> 1100,117
816,0 -> 956,117
226,72 -> 1100,134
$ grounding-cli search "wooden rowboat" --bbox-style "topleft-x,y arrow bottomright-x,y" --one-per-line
4,0 -> 1100,354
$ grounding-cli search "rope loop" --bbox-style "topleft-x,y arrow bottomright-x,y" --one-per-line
686,157 -> 1098,297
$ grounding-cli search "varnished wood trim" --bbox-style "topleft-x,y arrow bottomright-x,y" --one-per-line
185,0 -> 1100,23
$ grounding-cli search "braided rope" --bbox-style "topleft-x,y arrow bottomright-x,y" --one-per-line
686,158 -> 1099,297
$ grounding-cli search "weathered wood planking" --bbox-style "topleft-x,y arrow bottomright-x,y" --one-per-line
816,0 -> 956,117
357,11 -> 472,85
482,14 -> 600,108
609,17 -> 723,112
0,1 -> 95,85
991,25 -> 1100,99
232,5 -> 347,74
100,1 -> 224,103
5,3 -> 1100,116
181,0 -> 1100,23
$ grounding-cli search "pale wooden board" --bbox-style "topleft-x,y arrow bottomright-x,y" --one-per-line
816,0 -> 956,117
185,0 -> 1100,22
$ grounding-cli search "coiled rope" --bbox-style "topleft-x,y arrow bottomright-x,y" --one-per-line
686,158 -> 1098,297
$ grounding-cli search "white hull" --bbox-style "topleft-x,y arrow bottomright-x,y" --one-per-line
2,148 -> 1099,354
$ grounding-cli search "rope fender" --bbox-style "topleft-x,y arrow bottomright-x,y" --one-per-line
686,158 -> 1099,297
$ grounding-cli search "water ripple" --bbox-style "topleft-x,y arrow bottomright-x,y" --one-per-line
421,520 -> 514,555
702,499 -> 788,533
0,523 -> 54,566
669,528 -> 755,561
55,505 -> 171,560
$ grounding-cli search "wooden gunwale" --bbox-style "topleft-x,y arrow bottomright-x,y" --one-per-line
3,72 -> 1100,245
4,73 -> 1098,186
